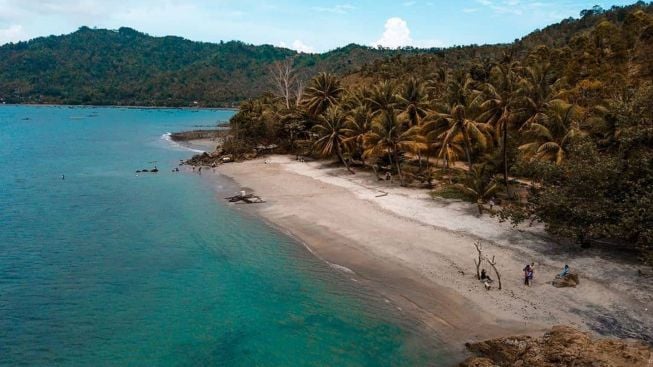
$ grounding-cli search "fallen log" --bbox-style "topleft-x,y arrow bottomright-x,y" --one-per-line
224,193 -> 265,204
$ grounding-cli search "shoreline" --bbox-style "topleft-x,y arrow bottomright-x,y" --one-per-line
208,155 -> 653,349
0,103 -> 238,111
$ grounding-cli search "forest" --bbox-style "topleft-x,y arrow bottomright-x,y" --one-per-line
226,2 -> 653,263
0,27 -> 437,106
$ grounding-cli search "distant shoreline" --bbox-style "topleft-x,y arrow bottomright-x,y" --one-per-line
0,103 -> 238,111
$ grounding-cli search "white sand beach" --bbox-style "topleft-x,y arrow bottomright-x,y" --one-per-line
214,155 -> 653,346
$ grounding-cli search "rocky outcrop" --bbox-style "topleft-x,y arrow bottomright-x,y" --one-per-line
552,273 -> 580,288
460,325 -> 652,367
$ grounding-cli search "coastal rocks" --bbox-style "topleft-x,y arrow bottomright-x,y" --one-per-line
184,151 -> 232,166
459,325 -> 652,367
552,273 -> 580,288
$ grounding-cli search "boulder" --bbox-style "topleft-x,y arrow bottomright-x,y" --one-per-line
552,273 -> 579,288
460,325 -> 652,367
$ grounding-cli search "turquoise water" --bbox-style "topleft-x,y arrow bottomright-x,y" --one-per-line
0,106 -> 449,366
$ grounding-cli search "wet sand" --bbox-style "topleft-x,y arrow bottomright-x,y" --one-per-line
212,155 -> 653,347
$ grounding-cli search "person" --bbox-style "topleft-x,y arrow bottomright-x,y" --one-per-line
385,172 -> 392,181
198,166 -> 202,174
480,268 -> 492,282
61,174 -> 65,180
489,197 -> 495,210
523,264 -> 533,286
559,264 -> 570,277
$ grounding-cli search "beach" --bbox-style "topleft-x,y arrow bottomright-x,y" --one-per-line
213,155 -> 653,347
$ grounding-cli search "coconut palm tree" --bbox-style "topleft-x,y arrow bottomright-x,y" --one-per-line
343,104 -> 373,163
397,78 -> 430,127
519,62 -> 567,129
454,164 -> 500,215
312,106 -> 354,173
518,100 -> 584,165
303,72 -> 344,117
363,107 -> 426,186
477,60 -> 522,196
367,80 -> 400,116
424,104 -> 491,171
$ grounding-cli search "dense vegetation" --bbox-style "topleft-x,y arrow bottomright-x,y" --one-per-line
0,27 -> 440,106
227,3 -> 653,263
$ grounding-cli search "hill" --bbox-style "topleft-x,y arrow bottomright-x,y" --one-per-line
0,27 -> 438,107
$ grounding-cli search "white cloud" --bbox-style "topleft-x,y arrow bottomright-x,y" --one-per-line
373,17 -> 444,49
312,4 -> 355,14
374,17 -> 411,48
0,24 -> 28,44
403,1 -> 416,6
291,40 -> 315,53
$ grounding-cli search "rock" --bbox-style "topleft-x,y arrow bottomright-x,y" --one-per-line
552,273 -> 580,288
460,326 -> 652,367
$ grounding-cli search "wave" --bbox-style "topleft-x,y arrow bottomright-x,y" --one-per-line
160,132 -> 205,153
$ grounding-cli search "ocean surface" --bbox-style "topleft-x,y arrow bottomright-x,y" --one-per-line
0,105 -> 450,366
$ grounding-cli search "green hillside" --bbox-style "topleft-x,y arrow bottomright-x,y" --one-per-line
0,27 -> 436,107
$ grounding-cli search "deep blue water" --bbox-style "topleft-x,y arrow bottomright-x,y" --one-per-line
0,105 -> 449,366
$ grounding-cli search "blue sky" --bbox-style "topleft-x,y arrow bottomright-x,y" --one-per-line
0,0 -> 638,52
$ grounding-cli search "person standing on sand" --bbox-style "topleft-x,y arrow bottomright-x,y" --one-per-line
523,264 -> 533,286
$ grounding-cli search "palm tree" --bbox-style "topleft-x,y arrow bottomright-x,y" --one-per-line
397,78 -> 430,127
303,72 -> 344,117
454,164 -> 500,215
343,104 -> 373,163
518,101 -> 584,165
367,81 -> 400,116
477,60 -> 522,196
423,104 -> 491,171
312,106 -> 354,173
363,107 -> 426,186
519,62 -> 567,129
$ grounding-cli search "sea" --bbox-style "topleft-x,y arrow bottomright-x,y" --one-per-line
0,105 -> 453,366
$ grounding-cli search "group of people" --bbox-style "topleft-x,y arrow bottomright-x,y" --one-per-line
522,263 -> 571,286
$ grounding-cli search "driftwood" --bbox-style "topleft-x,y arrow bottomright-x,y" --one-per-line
225,193 -> 265,204
473,241 -> 483,280
486,255 -> 502,290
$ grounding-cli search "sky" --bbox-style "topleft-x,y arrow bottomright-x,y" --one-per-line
0,0 -> 639,52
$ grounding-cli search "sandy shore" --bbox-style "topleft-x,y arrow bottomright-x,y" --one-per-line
212,155 -> 653,347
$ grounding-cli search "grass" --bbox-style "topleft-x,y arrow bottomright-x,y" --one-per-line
431,185 -> 475,202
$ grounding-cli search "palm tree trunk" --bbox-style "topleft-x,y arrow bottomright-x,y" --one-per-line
336,143 -> 355,174
461,125 -> 474,171
502,122 -> 511,198
394,150 -> 405,186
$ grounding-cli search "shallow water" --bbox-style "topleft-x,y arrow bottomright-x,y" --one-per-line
0,105 -> 452,366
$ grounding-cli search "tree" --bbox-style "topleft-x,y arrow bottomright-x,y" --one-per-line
363,107 -> 426,186
454,164 -> 500,215
518,100 -> 584,165
312,106 -> 355,173
269,57 -> 298,109
303,72 -> 344,117
478,60 -> 522,196
343,104 -> 373,163
425,104 -> 491,171
397,77 -> 429,127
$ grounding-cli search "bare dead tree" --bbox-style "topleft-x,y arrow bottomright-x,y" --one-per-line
294,78 -> 305,107
486,255 -> 502,290
473,241 -> 483,280
269,58 -> 298,109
